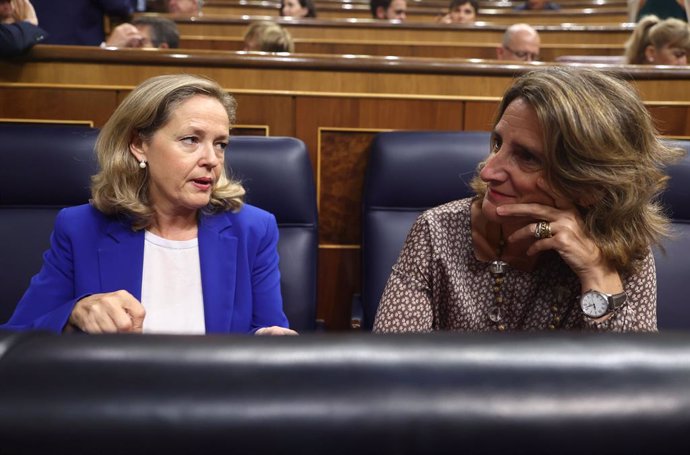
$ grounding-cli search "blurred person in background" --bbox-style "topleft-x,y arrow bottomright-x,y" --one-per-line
514,0 -> 560,10
104,16 -> 179,48
243,21 -> 294,52
631,0 -> 689,22
167,0 -> 200,15
625,14 -> 690,63
370,0 -> 407,21
496,23 -> 541,61
280,0 -> 316,18
438,0 -> 478,24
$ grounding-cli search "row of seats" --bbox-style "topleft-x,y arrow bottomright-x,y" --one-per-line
1,124 -> 689,331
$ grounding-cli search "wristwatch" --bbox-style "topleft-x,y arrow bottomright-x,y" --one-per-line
579,289 -> 627,318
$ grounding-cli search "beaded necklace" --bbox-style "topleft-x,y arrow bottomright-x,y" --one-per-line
487,227 -> 565,331
488,228 -> 508,331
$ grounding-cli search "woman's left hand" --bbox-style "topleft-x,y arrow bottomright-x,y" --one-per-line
255,326 -> 299,336
496,179 -> 622,292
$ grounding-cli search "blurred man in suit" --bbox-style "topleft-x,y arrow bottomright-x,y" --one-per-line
31,0 -> 131,45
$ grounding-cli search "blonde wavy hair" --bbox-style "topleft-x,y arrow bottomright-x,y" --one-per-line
243,21 -> 295,53
91,74 -> 245,230
471,67 -> 684,274
625,15 -> 690,64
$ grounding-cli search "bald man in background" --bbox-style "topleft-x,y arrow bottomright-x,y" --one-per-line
496,23 -> 541,61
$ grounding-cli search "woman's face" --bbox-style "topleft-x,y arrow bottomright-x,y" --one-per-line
282,0 -> 308,18
650,44 -> 688,65
130,95 -> 230,217
479,98 -> 556,225
449,3 -> 476,24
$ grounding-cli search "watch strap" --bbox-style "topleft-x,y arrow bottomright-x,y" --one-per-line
609,291 -> 627,311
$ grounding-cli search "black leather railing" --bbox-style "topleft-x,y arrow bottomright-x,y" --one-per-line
1,330 -> 689,454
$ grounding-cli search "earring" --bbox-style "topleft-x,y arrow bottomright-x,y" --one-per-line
139,160 -> 147,169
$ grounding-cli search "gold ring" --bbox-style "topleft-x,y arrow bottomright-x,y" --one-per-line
534,221 -> 552,240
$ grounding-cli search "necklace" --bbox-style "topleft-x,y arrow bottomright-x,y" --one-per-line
487,228 -> 567,331
488,227 -> 508,331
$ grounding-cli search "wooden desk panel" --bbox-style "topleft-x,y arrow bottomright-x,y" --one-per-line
179,35 -> 625,61
163,15 -> 636,45
6,46 -> 688,101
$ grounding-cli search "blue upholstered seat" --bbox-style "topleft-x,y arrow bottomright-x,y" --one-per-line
656,139 -> 690,330
0,123 -> 99,323
360,131 -> 491,330
226,136 -> 318,332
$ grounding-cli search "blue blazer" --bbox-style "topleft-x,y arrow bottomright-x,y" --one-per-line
0,21 -> 46,58
1,203 -> 289,334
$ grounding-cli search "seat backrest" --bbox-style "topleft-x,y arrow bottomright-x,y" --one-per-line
226,136 -> 318,332
656,139 -> 690,330
0,123 -> 99,323
360,131 -> 491,330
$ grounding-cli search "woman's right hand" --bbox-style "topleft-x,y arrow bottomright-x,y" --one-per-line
68,290 -> 146,334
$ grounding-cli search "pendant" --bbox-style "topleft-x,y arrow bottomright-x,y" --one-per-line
488,306 -> 503,323
489,260 -> 508,275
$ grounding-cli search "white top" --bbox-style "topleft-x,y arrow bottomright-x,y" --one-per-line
141,230 -> 206,335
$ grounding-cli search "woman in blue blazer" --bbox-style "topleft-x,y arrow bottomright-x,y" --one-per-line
2,74 -> 295,335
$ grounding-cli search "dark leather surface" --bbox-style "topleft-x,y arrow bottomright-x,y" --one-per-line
361,131 -> 491,330
0,124 -> 98,323
1,330 -> 690,454
656,140 -> 690,330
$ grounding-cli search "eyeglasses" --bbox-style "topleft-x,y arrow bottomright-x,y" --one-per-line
503,45 -> 540,62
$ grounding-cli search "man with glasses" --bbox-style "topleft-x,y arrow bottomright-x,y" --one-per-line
496,23 -> 541,62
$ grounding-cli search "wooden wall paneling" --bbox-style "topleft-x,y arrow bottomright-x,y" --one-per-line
317,129 -> 379,330
177,36 -> 625,62
318,246 -> 361,330
170,16 -> 634,45
300,96 -> 464,329
0,85 -> 118,127
647,104 -> 690,138
463,99 -> 500,131
232,92 -> 296,137
231,125 -> 270,136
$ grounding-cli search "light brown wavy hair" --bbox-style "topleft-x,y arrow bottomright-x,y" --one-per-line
625,15 -> 690,64
471,66 -> 684,274
91,74 -> 245,230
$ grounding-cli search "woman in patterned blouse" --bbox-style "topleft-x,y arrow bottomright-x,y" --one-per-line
374,67 -> 683,333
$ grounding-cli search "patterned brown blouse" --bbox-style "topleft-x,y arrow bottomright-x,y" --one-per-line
373,198 -> 657,333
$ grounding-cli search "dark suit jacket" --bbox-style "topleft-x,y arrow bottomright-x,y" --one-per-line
32,0 -> 132,45
1,203 -> 289,334
0,21 -> 46,58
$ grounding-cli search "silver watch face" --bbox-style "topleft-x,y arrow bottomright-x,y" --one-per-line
580,291 -> 609,317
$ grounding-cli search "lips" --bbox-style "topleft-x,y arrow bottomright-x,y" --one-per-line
191,177 -> 213,190
487,187 -> 515,203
